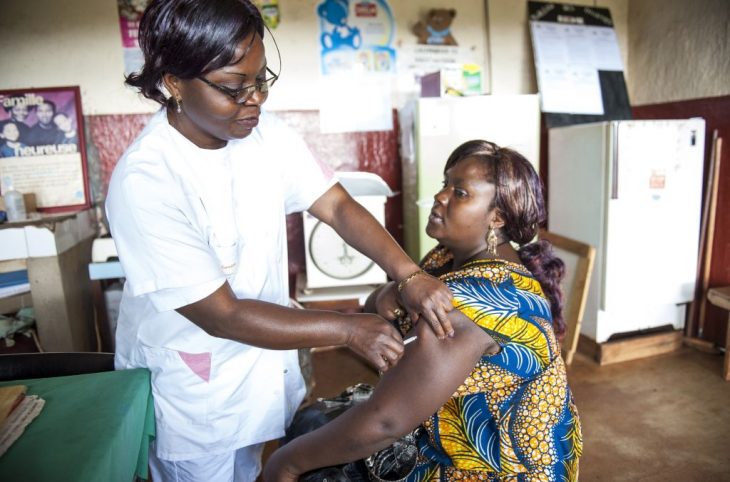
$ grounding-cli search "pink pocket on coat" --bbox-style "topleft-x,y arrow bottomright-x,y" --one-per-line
177,351 -> 212,383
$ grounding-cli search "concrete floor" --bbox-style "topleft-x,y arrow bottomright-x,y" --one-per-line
568,348 -> 730,481
307,346 -> 730,481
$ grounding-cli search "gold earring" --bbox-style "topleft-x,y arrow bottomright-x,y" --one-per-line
175,97 -> 182,114
486,225 -> 498,256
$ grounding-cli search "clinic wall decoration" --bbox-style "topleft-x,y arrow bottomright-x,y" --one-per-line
118,0 -> 279,76
412,8 -> 458,46
0,86 -> 91,213
255,0 -> 281,29
317,0 -> 396,75
316,0 -> 398,133
117,0 -> 150,76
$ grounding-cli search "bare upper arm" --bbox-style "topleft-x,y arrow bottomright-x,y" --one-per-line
261,308 -> 500,470
176,282 -> 239,337
307,182 -> 348,225
356,309 -> 497,436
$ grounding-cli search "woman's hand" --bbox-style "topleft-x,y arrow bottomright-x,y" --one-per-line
398,274 -> 454,339
345,313 -> 404,372
263,447 -> 300,482
373,281 -> 404,320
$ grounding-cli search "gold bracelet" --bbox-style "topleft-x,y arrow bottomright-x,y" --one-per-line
397,269 -> 425,293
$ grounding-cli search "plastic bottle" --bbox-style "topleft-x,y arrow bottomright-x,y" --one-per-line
3,186 -> 26,222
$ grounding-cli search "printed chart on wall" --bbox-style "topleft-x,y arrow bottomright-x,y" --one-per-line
316,0 -> 396,133
528,1 -> 631,126
0,87 -> 90,212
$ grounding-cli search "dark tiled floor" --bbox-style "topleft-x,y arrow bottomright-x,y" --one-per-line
299,345 -> 730,481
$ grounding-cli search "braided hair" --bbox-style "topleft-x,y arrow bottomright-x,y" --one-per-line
444,140 -> 566,335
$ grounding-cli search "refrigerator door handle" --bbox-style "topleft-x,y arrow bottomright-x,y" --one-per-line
610,127 -> 619,199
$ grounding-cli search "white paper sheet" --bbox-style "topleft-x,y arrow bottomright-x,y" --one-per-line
319,74 -> 393,133
530,20 -> 625,115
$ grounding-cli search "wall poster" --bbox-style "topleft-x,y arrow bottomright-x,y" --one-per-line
316,0 -> 396,76
0,86 -> 91,212
117,0 -> 151,76
316,0 -> 396,133
528,0 -> 630,124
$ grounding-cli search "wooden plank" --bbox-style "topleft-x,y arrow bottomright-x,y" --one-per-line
683,336 -> 721,354
724,317 -> 730,382
0,259 -> 27,274
706,286 -> 730,381
687,130 -> 719,337
0,292 -> 32,316
697,136 -> 723,336
539,230 -> 594,258
563,249 -> 594,365
707,286 -> 730,311
540,229 -> 596,366
598,331 -> 683,366
577,334 -> 601,362
90,280 -> 113,353
28,236 -> 94,352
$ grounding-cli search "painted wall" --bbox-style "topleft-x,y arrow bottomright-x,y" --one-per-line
24,0 -> 730,117
0,0 -> 489,114
627,0 -> 730,105
0,0 -> 138,115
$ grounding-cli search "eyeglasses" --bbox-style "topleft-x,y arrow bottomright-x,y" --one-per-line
197,23 -> 282,105
197,67 -> 278,104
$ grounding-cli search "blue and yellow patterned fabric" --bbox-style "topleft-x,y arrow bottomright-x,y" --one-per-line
404,246 -> 582,482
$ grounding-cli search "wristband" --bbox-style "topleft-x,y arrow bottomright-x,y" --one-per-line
397,269 -> 425,293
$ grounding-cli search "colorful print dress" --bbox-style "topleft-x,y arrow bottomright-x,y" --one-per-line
403,246 -> 582,482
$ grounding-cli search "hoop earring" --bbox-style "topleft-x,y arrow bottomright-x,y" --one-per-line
175,97 -> 182,114
486,225 -> 498,256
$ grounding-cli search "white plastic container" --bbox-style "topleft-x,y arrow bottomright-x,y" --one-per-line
3,187 -> 26,222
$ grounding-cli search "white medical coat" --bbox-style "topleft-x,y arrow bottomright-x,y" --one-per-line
106,110 -> 333,461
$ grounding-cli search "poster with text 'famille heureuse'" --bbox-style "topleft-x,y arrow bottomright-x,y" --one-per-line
0,87 -> 90,212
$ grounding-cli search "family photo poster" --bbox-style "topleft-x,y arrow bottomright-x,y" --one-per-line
0,86 -> 90,212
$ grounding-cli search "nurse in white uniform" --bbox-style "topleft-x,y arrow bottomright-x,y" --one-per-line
106,1 -> 455,481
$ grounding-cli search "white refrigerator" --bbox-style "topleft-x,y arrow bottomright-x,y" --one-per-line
402,95 -> 541,261
548,119 -> 706,343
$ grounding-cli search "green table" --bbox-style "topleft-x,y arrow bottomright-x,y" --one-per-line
0,368 -> 155,481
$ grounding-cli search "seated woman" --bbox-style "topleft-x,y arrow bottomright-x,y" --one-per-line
264,140 -> 582,482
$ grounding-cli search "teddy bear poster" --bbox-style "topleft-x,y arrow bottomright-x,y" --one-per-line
413,8 -> 459,46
